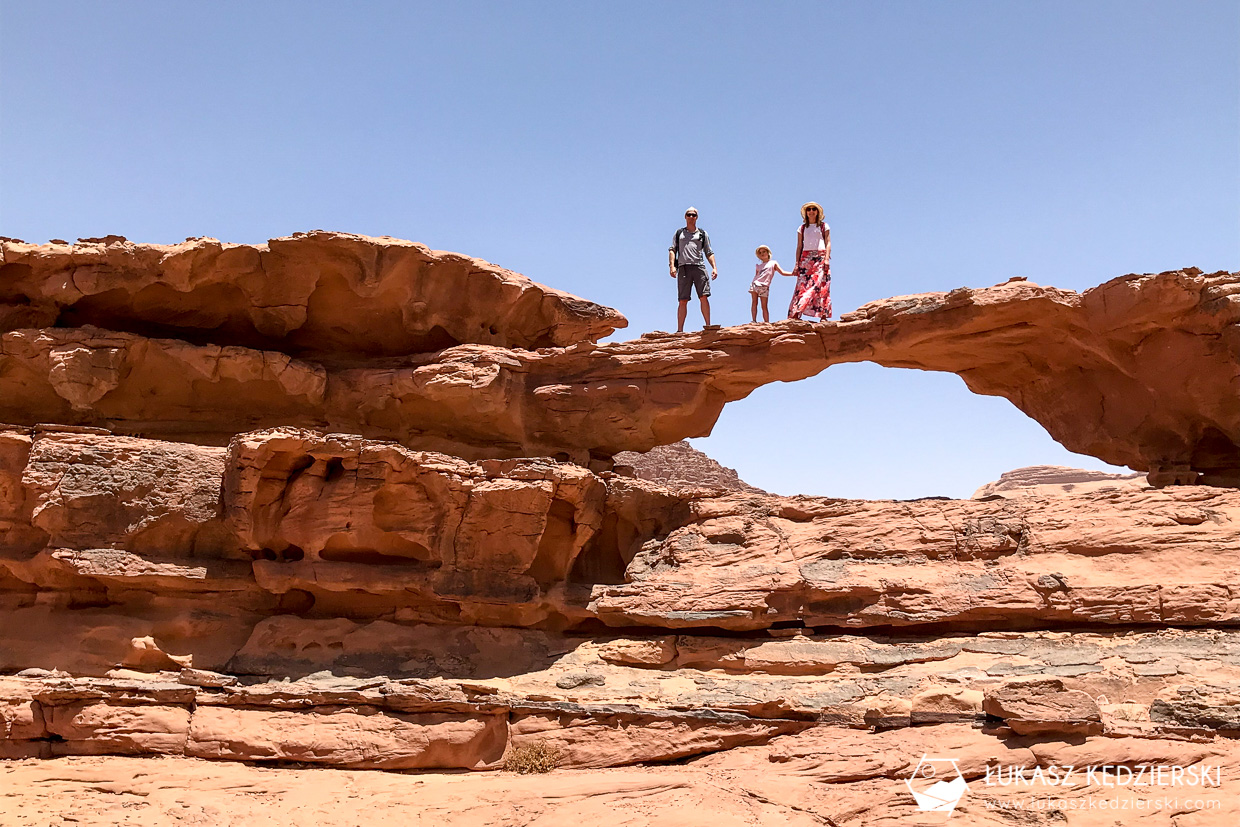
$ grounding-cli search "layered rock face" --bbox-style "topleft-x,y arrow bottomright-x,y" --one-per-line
3,235 -> 1235,481
973,464 -> 1146,498
3,427 -> 1240,822
6,426 -> 1236,650
2,234 -> 1238,824
3,427 -> 1240,791
614,440 -> 766,493
0,232 -> 625,354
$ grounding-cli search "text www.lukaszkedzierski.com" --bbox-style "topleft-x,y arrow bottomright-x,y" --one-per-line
983,797 -> 1221,812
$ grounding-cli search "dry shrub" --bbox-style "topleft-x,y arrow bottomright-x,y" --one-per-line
503,741 -> 563,774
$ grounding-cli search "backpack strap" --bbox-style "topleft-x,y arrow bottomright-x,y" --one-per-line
673,227 -> 708,268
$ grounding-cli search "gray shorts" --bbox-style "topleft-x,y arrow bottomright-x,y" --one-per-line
677,265 -> 710,301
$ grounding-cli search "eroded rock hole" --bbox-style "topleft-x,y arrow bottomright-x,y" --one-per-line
571,512 -> 634,585
67,590 -> 111,610
276,588 -> 316,614
250,545 -> 304,562
324,457 -> 346,483
528,498 -> 578,586
318,548 -> 425,565
51,283 -> 280,350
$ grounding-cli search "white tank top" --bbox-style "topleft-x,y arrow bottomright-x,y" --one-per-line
802,222 -> 828,252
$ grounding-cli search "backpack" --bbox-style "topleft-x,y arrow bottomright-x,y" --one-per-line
672,227 -> 707,267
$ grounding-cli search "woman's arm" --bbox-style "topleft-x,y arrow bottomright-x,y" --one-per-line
795,226 -> 804,265
823,226 -> 831,264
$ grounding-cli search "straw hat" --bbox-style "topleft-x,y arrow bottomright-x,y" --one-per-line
755,245 -> 772,256
801,201 -> 824,221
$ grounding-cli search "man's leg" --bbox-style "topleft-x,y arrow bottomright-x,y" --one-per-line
677,300 -> 689,333
700,296 -> 711,327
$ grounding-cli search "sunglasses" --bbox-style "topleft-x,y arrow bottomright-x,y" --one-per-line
685,213 -> 697,218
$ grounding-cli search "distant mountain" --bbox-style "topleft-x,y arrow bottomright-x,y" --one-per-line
973,465 -> 1145,499
614,441 -> 766,494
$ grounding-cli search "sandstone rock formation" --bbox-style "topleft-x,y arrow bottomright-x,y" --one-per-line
972,464 -> 1146,498
2,234 -> 1238,824
6,620 -> 1240,822
0,231 -> 626,355
5,730 -> 1240,826
614,440 -> 765,494
3,236 -> 1235,483
4,427 -> 1236,661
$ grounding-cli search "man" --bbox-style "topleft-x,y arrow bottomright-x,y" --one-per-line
668,207 -> 718,332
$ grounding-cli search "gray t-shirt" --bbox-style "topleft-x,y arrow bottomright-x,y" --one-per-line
672,227 -> 712,268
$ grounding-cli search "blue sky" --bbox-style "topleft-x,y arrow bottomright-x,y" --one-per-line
2,1 -> 1237,499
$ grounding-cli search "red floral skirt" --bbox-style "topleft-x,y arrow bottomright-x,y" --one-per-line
788,251 -> 831,320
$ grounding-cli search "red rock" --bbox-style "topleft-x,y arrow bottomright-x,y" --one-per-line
2,260 -> 1234,482
973,464 -> 1147,498
0,429 -> 42,556
229,617 -> 569,679
613,441 -> 765,493
587,482 -> 1240,631
120,637 -> 193,672
0,697 -> 45,741
1,429 -> 1238,650
597,637 -> 678,667
910,686 -> 985,724
673,636 -> 868,674
0,232 -> 625,354
44,701 -> 189,755
186,706 -> 508,769
2,619 -> 1240,780
177,668 -> 237,688
3,231 -> 1240,819
224,429 -> 607,603
507,709 -> 806,769
982,677 -> 1103,735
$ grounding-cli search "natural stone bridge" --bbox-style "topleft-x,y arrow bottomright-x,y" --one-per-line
2,233 -> 1236,485
3,232 -> 1240,797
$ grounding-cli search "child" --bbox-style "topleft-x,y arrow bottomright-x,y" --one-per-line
749,245 -> 794,322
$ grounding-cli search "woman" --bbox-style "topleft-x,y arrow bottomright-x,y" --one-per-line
788,201 -> 832,321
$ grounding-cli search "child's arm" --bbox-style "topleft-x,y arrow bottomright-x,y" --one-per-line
774,261 -> 795,276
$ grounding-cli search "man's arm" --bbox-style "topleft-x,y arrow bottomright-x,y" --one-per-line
669,246 -> 676,276
702,232 -> 717,278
